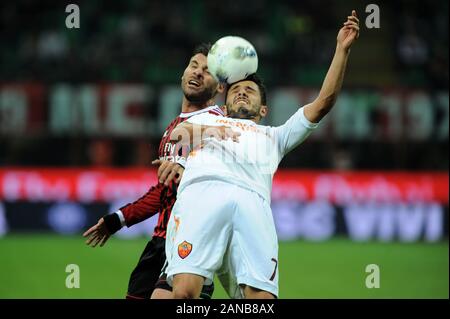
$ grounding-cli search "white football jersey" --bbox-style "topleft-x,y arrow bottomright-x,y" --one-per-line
177,106 -> 319,203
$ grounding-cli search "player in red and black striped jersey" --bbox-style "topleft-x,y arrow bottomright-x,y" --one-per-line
83,43 -> 225,299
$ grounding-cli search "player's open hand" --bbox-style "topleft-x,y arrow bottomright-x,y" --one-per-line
337,10 -> 359,52
152,159 -> 184,186
83,217 -> 111,248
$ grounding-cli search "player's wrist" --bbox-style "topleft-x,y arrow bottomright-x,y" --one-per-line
336,43 -> 351,55
102,212 -> 123,234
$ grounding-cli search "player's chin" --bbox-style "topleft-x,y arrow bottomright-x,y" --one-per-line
187,83 -> 209,96
185,90 -> 208,103
235,104 -> 252,112
233,100 -> 248,107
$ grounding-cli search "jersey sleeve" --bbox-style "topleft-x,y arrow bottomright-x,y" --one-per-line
119,183 -> 165,227
272,106 -> 320,156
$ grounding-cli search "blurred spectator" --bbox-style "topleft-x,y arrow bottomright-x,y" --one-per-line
397,32 -> 428,66
133,139 -> 156,167
332,149 -> 354,171
37,30 -> 68,61
88,139 -> 114,167
428,45 -> 449,89
0,0 -> 446,87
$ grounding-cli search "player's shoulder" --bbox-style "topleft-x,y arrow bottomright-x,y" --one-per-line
183,106 -> 227,126
165,115 -> 184,129
180,105 -> 224,119
207,105 -> 225,116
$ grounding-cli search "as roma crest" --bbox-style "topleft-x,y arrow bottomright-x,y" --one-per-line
178,241 -> 192,259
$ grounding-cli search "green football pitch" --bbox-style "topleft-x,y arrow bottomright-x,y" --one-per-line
0,234 -> 447,299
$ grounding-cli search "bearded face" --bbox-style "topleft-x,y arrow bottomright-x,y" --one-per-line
225,80 -> 266,120
181,53 -> 218,105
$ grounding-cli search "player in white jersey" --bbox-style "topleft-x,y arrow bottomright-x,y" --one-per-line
165,10 -> 360,298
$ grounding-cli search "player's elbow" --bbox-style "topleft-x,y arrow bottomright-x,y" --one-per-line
319,93 -> 337,110
314,95 -> 336,118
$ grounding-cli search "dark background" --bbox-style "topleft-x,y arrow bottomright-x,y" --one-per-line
0,0 -> 448,170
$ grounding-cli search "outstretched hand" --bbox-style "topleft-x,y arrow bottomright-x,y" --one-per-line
83,218 -> 111,248
337,10 -> 360,51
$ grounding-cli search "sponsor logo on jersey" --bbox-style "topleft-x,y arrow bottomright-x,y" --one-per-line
164,142 -> 176,154
160,155 -> 186,162
178,240 -> 192,259
215,118 -> 273,140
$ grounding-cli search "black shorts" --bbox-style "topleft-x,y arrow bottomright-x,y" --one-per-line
126,236 -> 214,299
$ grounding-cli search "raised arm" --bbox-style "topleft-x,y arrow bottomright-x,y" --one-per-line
304,10 -> 360,123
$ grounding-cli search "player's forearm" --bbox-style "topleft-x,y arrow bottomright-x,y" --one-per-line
318,45 -> 349,106
119,184 -> 164,227
171,122 -> 214,148
304,45 -> 350,123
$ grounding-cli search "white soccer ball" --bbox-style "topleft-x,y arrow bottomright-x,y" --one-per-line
207,36 -> 258,84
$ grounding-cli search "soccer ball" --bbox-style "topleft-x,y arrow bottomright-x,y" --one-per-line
207,36 -> 258,84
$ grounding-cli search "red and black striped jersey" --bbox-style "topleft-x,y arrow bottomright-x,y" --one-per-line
119,105 -> 224,238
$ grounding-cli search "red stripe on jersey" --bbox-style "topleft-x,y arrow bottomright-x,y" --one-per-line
120,183 -> 165,226
159,117 -> 182,155
208,110 -> 222,116
210,106 -> 224,116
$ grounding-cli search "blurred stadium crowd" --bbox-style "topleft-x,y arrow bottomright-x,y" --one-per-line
0,0 -> 448,169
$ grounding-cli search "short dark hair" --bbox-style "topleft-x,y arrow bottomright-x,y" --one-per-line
227,73 -> 267,105
192,43 -> 212,57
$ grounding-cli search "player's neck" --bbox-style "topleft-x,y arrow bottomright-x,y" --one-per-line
181,96 -> 215,113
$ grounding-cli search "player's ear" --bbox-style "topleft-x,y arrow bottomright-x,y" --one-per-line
217,82 -> 225,94
260,105 -> 268,118
221,105 -> 228,116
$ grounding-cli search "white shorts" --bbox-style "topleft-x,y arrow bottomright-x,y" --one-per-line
165,180 -> 279,298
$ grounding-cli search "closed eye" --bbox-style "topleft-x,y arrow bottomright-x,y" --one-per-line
230,86 -> 240,93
